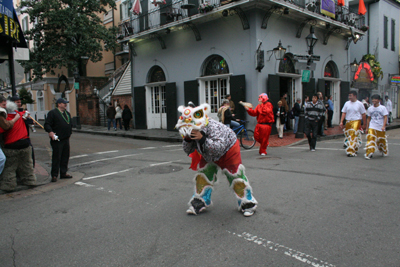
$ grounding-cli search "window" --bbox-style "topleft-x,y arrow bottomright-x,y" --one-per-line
391,19 -> 396,51
324,61 -> 339,78
384,16 -> 388,49
148,66 -> 166,83
203,55 -> 229,76
120,0 -> 131,21
279,54 -> 296,73
37,91 -> 44,111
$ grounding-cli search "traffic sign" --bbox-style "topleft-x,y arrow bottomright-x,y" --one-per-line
293,54 -> 320,61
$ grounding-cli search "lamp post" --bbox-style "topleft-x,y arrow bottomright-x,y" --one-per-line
73,69 -> 81,129
305,26 -> 318,56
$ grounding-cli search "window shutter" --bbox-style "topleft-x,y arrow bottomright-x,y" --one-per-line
134,86 -> 147,129
230,75 -> 246,121
340,81 -> 350,119
166,82 -> 178,131
184,80 -> 199,106
267,74 -> 280,135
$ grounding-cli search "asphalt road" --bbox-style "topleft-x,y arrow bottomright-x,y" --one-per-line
1,128 -> 399,267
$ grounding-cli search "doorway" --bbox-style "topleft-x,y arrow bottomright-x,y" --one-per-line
147,84 -> 167,129
280,76 -> 293,130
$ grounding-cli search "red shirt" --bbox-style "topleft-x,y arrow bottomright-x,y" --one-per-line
0,112 -> 28,145
246,102 -> 275,124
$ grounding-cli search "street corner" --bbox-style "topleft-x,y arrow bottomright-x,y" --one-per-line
0,172 -> 84,201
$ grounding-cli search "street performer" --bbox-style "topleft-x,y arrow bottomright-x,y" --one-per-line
176,102 -> 258,217
243,93 -> 274,156
339,90 -> 366,157
0,100 -> 36,192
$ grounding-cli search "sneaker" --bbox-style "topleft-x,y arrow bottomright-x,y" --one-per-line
311,149 -> 316,152
261,153 -> 266,156
241,203 -> 256,217
186,198 -> 206,215
347,154 -> 355,157
365,155 -> 371,160
114,128 -> 117,131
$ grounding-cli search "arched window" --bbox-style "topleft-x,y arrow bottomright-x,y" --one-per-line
148,66 -> 166,83
279,53 -> 296,73
324,61 -> 339,78
202,55 -> 229,76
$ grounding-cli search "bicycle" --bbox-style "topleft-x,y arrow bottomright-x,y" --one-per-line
231,120 -> 256,149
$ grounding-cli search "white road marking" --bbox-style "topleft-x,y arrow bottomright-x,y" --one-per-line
141,147 -> 156,150
75,182 -> 94,187
70,154 -> 88,159
228,231 -> 335,267
71,153 -> 142,167
166,148 -> 183,152
94,150 -> 119,154
149,160 -> 181,166
83,168 -> 134,180
288,147 -> 343,151
162,144 -> 182,147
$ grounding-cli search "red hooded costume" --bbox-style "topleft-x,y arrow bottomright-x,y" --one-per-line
246,93 -> 274,155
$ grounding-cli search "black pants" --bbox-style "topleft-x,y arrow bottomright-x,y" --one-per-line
50,139 -> 70,177
318,116 -> 325,135
305,119 -> 318,149
116,118 -> 123,129
327,110 -> 333,127
123,119 -> 131,130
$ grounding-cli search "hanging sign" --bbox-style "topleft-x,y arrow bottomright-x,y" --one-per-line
321,0 -> 336,19
302,70 -> 311,83
0,0 -> 27,47
391,76 -> 400,84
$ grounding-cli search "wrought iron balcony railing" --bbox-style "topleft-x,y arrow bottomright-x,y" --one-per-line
118,0 -> 366,39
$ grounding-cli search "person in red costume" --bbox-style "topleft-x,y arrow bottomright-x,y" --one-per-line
244,93 -> 274,156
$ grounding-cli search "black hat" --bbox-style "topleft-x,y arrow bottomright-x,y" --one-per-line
10,95 -> 21,101
56,98 -> 69,104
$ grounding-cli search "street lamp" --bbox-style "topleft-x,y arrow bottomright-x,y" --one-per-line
305,26 -> 318,55
73,68 -> 81,129
272,40 -> 287,60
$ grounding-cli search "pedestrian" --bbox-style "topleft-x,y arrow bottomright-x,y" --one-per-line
362,96 -> 370,110
176,102 -> 258,217
273,101 -> 286,139
225,94 -> 235,113
244,93 -> 274,156
327,95 -> 334,128
280,93 -> 289,131
317,92 -> 326,136
303,95 -> 309,112
115,103 -> 123,130
10,95 -> 36,167
293,98 -> 302,134
0,100 -> 36,191
44,98 -> 73,183
106,103 -> 117,131
384,96 -> 392,125
122,105 -> 133,130
339,90 -> 366,157
304,94 -> 325,151
365,94 -> 388,159
0,96 -> 21,175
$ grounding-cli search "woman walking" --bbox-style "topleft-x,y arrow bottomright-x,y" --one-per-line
273,101 -> 286,139
115,104 -> 123,130
122,105 -> 133,130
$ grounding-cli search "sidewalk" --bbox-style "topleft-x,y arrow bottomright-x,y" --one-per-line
72,118 -> 400,147
2,119 -> 399,196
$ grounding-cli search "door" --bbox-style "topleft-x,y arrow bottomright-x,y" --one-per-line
134,86 -> 147,129
230,75 -> 246,121
267,74 -> 280,135
147,85 -> 167,129
199,76 -> 229,121
165,82 -> 177,131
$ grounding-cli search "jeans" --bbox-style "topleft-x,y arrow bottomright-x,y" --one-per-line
294,116 -> 299,134
0,148 -> 6,174
116,118 -> 123,129
107,118 -> 116,130
305,119 -> 319,149
230,120 -> 240,129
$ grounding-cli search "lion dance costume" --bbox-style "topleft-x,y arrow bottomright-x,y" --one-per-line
341,100 -> 366,157
365,104 -> 389,159
176,103 -> 257,217
245,93 -> 274,155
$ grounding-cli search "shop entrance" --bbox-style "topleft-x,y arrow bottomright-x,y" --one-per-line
280,76 -> 293,130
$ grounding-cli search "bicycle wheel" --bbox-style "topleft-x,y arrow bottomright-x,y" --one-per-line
240,129 -> 256,149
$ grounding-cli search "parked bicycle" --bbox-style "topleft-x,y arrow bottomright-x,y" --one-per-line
231,120 -> 256,149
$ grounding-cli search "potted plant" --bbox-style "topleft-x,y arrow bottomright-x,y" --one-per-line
198,1 -> 214,13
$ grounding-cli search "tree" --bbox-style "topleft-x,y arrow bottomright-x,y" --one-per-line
18,87 -> 35,105
19,0 -> 119,81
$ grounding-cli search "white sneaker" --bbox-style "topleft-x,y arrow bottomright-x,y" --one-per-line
243,209 -> 255,217
261,153 -> 266,156
311,149 -> 315,152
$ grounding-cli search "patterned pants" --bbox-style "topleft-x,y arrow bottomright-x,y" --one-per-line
189,142 -> 257,211
365,129 -> 388,158
0,147 -> 36,191
344,120 -> 362,156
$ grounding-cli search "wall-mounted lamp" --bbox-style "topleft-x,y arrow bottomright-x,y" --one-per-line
350,27 -> 360,44
350,58 -> 359,72
305,26 -> 318,55
272,40 -> 287,60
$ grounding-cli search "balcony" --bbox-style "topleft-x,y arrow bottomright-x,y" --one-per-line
118,0 -> 366,43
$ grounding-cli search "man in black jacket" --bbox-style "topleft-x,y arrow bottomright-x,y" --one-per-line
304,94 -> 325,151
293,98 -> 302,134
44,98 -> 73,182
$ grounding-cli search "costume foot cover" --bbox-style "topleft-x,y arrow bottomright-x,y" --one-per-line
186,198 -> 207,215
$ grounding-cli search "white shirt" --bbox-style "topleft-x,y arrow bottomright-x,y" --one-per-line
367,104 -> 388,131
341,100 -> 366,121
385,99 -> 392,113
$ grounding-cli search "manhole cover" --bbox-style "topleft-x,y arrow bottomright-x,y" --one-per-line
139,165 -> 183,174
257,157 -> 281,160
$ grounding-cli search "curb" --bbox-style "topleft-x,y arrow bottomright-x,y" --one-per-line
0,172 -> 84,200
